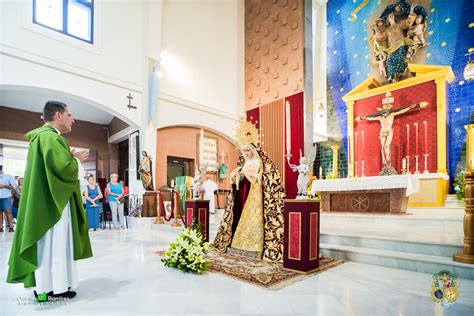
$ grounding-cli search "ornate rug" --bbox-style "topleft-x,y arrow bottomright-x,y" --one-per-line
155,249 -> 344,290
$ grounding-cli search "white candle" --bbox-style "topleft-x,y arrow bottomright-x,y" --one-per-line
361,131 -> 365,161
285,101 -> 291,153
402,157 -> 406,170
171,179 -> 174,188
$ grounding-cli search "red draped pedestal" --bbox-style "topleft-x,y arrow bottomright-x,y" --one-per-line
184,200 -> 210,242
283,200 -> 320,273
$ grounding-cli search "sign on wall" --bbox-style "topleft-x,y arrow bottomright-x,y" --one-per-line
198,135 -> 218,173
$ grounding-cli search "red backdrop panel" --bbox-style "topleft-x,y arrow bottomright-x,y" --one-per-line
246,107 -> 260,129
353,81 -> 438,176
285,92 -> 304,199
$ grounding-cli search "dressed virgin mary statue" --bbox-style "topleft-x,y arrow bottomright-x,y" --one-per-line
212,119 -> 285,262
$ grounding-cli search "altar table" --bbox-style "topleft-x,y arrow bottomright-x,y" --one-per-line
311,175 -> 420,214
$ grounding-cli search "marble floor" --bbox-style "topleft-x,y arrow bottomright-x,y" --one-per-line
1,228 -> 474,316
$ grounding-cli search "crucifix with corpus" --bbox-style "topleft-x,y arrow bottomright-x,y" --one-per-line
355,91 -> 428,175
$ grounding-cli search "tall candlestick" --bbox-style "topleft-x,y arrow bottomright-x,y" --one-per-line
355,132 -> 358,162
319,166 -> 323,179
423,121 -> 428,155
361,131 -> 365,161
402,157 -> 407,171
414,123 -> 419,156
348,135 -> 351,173
406,124 -> 410,156
285,101 -> 291,153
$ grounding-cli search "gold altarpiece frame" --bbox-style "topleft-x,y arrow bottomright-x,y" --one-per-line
342,64 -> 455,206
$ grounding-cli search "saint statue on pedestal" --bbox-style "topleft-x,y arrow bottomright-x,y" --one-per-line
356,92 -> 428,175
288,147 -> 317,199
139,151 -> 154,191
212,118 -> 285,262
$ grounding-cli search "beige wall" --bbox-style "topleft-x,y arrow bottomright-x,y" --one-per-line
0,106 -> 115,177
156,126 -> 240,190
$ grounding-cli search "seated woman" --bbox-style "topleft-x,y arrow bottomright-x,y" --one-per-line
212,119 -> 285,262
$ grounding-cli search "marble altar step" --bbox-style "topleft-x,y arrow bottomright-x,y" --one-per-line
320,207 -> 464,235
444,194 -> 464,208
320,232 -> 462,258
320,243 -> 474,280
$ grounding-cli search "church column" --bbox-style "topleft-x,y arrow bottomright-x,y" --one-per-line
347,100 -> 355,177
435,77 -> 448,174
303,0 -> 314,159
331,144 -> 339,178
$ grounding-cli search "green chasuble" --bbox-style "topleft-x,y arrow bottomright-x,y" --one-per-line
7,124 -> 92,288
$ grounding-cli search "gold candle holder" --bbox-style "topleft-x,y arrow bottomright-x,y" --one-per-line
154,192 -> 164,224
453,124 -> 474,264
171,191 -> 181,227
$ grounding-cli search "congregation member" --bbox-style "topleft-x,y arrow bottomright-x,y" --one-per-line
11,177 -> 22,221
84,175 -> 103,231
106,173 -> 126,230
200,176 -> 218,214
0,165 -> 17,232
7,101 -> 92,301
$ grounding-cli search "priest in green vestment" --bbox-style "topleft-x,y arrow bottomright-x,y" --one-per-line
6,101 -> 92,301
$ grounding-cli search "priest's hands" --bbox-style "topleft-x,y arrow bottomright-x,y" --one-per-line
420,101 -> 428,108
72,150 -> 89,162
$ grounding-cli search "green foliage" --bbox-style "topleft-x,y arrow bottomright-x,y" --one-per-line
454,171 -> 465,201
162,227 -> 210,274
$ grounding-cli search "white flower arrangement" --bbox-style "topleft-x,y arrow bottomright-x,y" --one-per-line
162,226 -> 210,273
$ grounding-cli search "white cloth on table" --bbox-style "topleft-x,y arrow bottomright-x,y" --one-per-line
35,202 -> 77,294
311,175 -> 420,197
201,179 -> 218,213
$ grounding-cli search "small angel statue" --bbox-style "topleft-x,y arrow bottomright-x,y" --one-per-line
287,146 -> 317,199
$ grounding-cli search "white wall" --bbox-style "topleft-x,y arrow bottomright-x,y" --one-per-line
158,0 -> 244,137
0,0 -> 145,126
0,0 -> 245,193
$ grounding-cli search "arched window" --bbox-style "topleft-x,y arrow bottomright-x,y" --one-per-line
33,0 -> 94,43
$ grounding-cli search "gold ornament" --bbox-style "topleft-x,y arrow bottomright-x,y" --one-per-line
235,117 -> 260,148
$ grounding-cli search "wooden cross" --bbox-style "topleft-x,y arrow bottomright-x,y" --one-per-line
127,93 -> 137,109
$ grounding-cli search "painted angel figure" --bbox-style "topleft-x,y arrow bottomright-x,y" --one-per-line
289,146 -> 317,199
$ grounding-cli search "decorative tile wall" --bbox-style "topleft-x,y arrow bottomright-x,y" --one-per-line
245,0 -> 304,110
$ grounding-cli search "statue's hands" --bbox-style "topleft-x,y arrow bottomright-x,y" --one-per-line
420,101 -> 428,108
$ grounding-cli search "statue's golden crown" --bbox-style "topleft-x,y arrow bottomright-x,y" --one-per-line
235,117 -> 260,148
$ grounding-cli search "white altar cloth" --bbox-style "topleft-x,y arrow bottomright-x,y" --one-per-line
311,175 -> 420,197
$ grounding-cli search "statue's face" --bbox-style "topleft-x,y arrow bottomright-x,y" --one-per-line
416,16 -> 423,24
377,20 -> 384,28
243,147 -> 254,158
394,5 -> 401,13
388,14 -> 395,24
